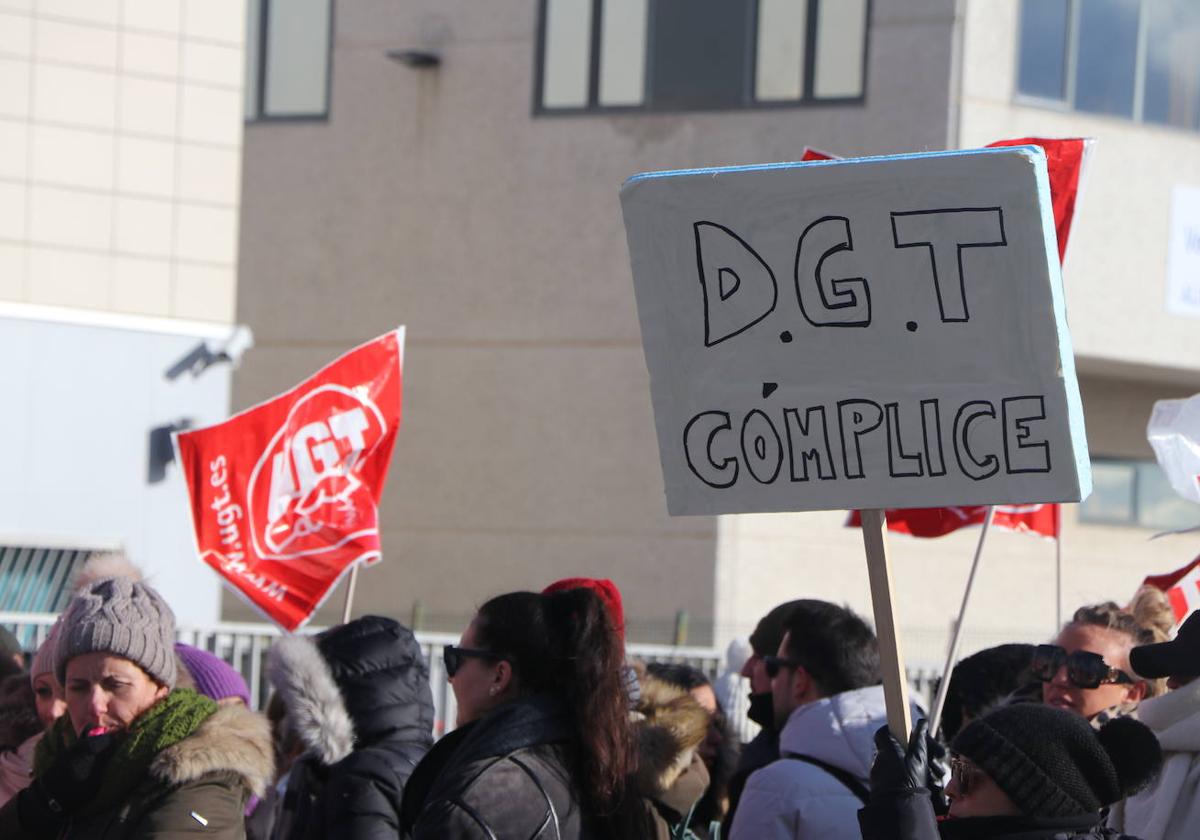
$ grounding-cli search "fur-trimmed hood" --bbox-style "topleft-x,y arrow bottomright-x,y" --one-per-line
268,615 -> 434,767
149,701 -> 274,797
634,671 -> 711,798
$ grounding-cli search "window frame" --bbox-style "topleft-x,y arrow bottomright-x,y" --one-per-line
531,0 -> 872,117
245,0 -> 337,124
1077,456 -> 1200,530
1013,0 -> 1198,132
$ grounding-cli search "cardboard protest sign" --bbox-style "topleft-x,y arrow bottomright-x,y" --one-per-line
620,148 -> 1091,517
174,329 -> 404,631
846,504 -> 1059,539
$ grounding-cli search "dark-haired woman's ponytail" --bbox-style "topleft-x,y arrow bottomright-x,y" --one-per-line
542,588 -> 642,837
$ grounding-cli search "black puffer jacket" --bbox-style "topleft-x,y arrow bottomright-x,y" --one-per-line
399,694 -> 594,839
268,615 -> 434,840
858,788 -> 1144,840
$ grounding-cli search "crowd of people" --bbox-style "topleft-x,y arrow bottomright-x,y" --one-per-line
0,555 -> 1196,839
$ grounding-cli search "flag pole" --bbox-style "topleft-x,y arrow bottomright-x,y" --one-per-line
342,563 -> 360,624
929,505 -> 995,736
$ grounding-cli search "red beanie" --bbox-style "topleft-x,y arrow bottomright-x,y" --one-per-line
542,577 -> 625,641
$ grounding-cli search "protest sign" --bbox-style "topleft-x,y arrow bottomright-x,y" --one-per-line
620,148 -> 1091,517
174,329 -> 404,631
622,148 -> 1091,736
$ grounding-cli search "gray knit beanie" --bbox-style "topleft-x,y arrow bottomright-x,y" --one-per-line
54,576 -> 177,688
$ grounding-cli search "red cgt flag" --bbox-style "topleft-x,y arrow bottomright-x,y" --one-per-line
846,505 -> 1059,539
1143,555 -> 1200,623
174,329 -> 404,631
985,138 -> 1086,262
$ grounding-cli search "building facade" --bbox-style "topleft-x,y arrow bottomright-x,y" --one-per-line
236,0 -> 1200,662
0,0 -> 250,625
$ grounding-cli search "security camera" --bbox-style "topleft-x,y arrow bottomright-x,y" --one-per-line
214,325 -> 254,367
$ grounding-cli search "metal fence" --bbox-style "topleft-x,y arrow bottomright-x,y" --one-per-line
1,613 -> 942,741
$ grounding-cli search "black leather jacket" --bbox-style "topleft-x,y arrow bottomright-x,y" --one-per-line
400,695 -> 594,839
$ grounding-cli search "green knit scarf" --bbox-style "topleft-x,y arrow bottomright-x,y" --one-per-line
34,688 -> 218,816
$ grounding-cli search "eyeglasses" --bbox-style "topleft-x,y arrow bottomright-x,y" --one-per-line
1030,644 -> 1136,690
443,645 -> 502,678
950,756 -> 980,796
763,655 -> 802,679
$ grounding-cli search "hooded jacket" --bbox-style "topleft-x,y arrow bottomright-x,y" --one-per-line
729,685 -> 916,840
268,615 -> 434,840
0,699 -> 273,839
1108,676 -> 1200,840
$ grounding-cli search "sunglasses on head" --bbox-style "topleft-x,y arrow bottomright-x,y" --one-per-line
763,655 -> 802,679
443,645 -> 502,678
1030,644 -> 1136,690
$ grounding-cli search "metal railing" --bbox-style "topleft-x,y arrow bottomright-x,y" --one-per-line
1,613 -> 942,741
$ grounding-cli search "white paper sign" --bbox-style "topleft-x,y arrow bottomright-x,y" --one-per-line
1166,185 -> 1200,318
621,148 -> 1091,516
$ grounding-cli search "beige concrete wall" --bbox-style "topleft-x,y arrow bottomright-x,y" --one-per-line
233,0 -> 960,641
0,0 -> 244,323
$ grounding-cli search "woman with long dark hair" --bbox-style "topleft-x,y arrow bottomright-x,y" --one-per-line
399,588 -> 647,838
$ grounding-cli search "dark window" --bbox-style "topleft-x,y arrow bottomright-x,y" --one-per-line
536,0 -> 870,114
1075,0 -> 1139,117
1016,0 -> 1069,101
1143,1 -> 1200,129
1079,458 -> 1200,530
245,0 -> 334,121
1016,0 -> 1200,132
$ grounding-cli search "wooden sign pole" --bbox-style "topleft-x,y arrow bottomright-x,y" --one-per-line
860,508 -> 912,740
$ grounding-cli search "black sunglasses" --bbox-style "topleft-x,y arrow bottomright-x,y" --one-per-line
443,645 -> 502,678
1031,644 -> 1136,690
763,655 -> 802,679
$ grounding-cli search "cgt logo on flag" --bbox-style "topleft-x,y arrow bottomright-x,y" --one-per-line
175,329 -> 404,631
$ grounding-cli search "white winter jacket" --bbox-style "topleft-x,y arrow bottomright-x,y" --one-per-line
1109,677 -> 1200,840
729,685 -> 914,840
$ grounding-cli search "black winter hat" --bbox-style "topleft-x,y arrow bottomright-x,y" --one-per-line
749,599 -> 805,658
951,704 -> 1162,818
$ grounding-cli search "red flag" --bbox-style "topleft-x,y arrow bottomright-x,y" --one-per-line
175,329 -> 404,631
800,147 -> 836,161
1143,555 -> 1200,622
846,505 -> 1059,539
985,137 -> 1085,262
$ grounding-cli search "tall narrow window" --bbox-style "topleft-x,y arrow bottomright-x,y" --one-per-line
245,0 -> 333,120
1016,0 -> 1069,102
755,0 -> 807,102
1143,0 -> 1200,129
1074,0 -> 1139,118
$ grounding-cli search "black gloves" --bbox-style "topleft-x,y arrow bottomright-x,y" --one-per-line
869,719 -> 930,797
18,727 -> 120,834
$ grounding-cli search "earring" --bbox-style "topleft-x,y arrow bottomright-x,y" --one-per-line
489,686 -> 498,696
